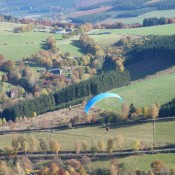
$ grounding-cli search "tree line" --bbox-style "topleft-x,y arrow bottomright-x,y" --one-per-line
126,35 -> 175,66
143,17 -> 175,27
159,98 -> 175,118
1,70 -> 130,121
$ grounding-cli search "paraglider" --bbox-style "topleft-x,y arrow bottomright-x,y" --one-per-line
84,92 -> 123,131
84,92 -> 123,114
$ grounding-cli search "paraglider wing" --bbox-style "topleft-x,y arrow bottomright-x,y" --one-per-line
84,93 -> 123,114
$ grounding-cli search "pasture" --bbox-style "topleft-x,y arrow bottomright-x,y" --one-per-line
92,153 -> 175,171
0,23 -> 82,60
105,9 -> 175,24
0,120 -> 175,151
92,23 -> 175,36
97,73 -> 175,112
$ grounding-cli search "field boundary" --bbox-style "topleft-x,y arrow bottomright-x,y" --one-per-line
0,116 -> 175,135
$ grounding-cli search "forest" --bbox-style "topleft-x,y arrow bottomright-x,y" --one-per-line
1,70 -> 130,121
159,98 -> 175,118
125,35 -> 175,66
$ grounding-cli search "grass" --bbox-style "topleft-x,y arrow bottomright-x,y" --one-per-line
0,71 -> 16,91
105,9 -> 175,24
92,23 -> 175,36
0,22 -> 83,60
97,73 -> 175,111
92,153 -> 175,171
89,33 -> 126,48
0,120 -> 175,151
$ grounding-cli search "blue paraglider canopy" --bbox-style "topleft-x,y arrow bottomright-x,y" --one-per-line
84,92 -> 123,114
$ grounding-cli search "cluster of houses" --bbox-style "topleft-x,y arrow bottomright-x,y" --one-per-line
51,28 -> 74,34
33,27 -> 74,34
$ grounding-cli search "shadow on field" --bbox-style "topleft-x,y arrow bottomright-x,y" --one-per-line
71,40 -> 86,54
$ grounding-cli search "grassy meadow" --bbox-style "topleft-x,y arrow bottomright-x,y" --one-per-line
0,23 -> 82,60
92,23 -> 175,36
92,153 -> 175,170
105,9 -> 175,24
0,120 -> 175,151
97,73 -> 175,112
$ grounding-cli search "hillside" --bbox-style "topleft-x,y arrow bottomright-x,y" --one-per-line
97,73 -> 175,112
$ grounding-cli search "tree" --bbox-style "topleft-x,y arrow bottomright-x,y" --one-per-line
11,135 -> 19,154
110,159 -> 119,175
41,89 -> 48,95
79,166 -> 87,175
107,138 -> 114,154
29,136 -> 39,152
40,167 -> 50,175
90,145 -> 97,156
0,118 -> 2,126
151,160 -> 166,175
50,140 -> 61,154
133,139 -> 141,151
39,138 -> 48,154
150,104 -> 159,148
121,103 -> 130,118
142,106 -> 149,117
16,162 -> 25,175
49,163 -> 60,175
81,140 -> 88,152
22,140 -> 28,156
98,139 -> 105,151
4,60 -> 15,72
33,112 -> 37,118
2,118 -> 6,125
129,104 -> 136,118
74,139 -> 81,154
66,159 -> 81,170
115,134 -> 124,151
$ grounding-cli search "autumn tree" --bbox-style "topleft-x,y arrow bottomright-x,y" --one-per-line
2,118 -> 7,125
11,135 -> 19,154
98,139 -> 105,151
79,166 -> 87,175
121,103 -> 130,118
50,139 -> 61,154
133,139 -> 141,151
74,139 -> 81,154
81,140 -> 88,152
107,138 -> 114,154
49,163 -> 60,175
4,60 -> 15,72
115,134 -> 124,151
151,160 -> 166,175
110,159 -> 119,175
39,138 -> 48,154
29,136 -> 39,152
40,166 -> 50,175
66,159 -> 81,171
142,106 -> 149,117
0,118 -> 2,126
150,104 -> 159,148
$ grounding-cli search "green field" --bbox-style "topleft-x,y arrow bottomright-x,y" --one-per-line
97,73 -> 175,112
0,23 -> 83,60
90,33 -> 126,48
1,22 -> 175,60
92,23 -> 175,36
92,153 -> 175,171
0,120 -> 175,151
105,9 -> 175,24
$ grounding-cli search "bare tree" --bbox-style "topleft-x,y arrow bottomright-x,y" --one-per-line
97,139 -> 105,151
114,134 -> 124,151
150,104 -> 159,148
74,139 -> 81,154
